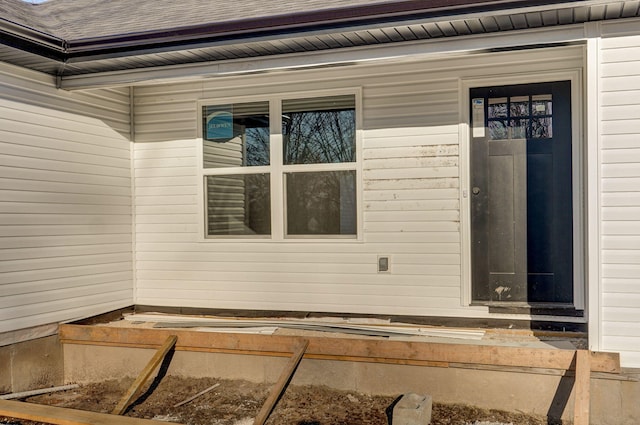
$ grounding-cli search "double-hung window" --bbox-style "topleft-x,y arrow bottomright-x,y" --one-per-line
200,91 -> 360,240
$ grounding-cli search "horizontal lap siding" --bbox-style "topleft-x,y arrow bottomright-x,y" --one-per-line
361,79 -> 463,314
133,46 -> 582,318
0,63 -> 133,333
600,26 -> 640,368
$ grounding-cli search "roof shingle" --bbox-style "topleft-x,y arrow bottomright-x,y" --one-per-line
3,0 -> 408,40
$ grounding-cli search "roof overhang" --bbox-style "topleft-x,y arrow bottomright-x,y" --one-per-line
1,0 -> 639,90
59,24 -> 590,90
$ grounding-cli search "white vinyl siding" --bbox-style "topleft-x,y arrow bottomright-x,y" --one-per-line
0,62 -> 133,333
133,46 -> 583,318
599,21 -> 640,368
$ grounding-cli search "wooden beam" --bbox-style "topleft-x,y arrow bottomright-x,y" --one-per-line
573,350 -> 592,425
59,324 -> 621,373
111,334 -> 177,415
0,399 -> 185,425
253,339 -> 309,425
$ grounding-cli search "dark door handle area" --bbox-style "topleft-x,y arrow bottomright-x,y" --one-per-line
472,187 -> 481,195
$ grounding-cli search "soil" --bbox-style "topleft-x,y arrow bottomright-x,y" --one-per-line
0,376 -> 555,425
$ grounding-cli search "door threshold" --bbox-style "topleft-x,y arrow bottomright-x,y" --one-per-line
482,303 -> 584,317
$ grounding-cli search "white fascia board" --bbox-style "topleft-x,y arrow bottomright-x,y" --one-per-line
60,24 -> 588,90
600,15 -> 640,36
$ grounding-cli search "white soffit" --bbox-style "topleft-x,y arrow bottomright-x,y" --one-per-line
59,24 -> 589,90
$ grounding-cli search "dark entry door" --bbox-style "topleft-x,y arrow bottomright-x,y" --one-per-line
470,81 -> 573,304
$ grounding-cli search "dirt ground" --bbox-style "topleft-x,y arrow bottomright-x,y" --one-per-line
1,376 -> 556,425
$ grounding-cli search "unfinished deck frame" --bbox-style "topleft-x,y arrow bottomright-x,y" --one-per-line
0,324 -> 620,424
59,324 -> 620,373
60,324 -> 619,424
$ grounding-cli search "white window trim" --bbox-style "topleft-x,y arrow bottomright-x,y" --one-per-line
459,69 -> 586,316
197,87 -> 363,242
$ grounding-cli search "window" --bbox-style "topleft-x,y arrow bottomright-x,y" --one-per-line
202,102 -> 270,236
200,92 -> 359,239
487,94 -> 553,140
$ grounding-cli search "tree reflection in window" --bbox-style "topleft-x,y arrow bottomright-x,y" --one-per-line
286,171 -> 356,236
283,95 -> 355,165
202,94 -> 358,238
282,95 -> 357,237
488,94 -> 552,140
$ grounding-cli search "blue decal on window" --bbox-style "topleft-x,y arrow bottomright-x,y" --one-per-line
206,106 -> 233,141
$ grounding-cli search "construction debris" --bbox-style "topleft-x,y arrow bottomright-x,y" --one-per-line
1,378 -> 553,425
392,393 -> 433,425
173,383 -> 220,408
0,384 -> 79,400
124,313 -> 486,340
0,398 -> 186,425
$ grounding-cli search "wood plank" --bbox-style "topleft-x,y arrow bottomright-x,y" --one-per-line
0,399 -> 185,425
59,325 -> 621,373
574,350 -> 592,425
253,339 -> 309,425
111,335 -> 177,415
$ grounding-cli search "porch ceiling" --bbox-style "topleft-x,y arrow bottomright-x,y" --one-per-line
1,0 -> 639,88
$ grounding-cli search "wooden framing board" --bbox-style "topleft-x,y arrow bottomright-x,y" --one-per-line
0,399 -> 185,425
574,350 -> 592,425
112,334 -> 177,415
254,340 -> 309,425
59,324 -> 620,373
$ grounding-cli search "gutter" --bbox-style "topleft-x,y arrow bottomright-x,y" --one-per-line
3,0 -> 591,63
0,18 -> 66,60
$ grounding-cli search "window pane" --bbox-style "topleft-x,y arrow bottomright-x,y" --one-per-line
532,117 -> 553,138
205,174 -> 270,236
509,96 -> 529,117
509,118 -> 529,139
489,120 -> 508,140
488,97 -> 508,118
532,94 -> 552,116
202,102 -> 269,168
282,95 -> 355,165
487,93 -> 553,141
286,171 -> 356,236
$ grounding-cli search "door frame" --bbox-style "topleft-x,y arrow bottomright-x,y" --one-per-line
459,69 -> 585,313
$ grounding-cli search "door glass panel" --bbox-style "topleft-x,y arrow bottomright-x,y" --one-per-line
532,117 -> 553,138
489,120 -> 508,140
488,94 -> 552,140
488,97 -> 508,118
510,96 -> 529,117
509,119 -> 529,139
532,94 -> 552,115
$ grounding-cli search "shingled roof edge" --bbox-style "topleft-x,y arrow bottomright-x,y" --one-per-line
2,0 -> 579,61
